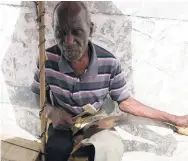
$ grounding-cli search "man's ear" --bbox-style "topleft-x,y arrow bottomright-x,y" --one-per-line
89,22 -> 94,37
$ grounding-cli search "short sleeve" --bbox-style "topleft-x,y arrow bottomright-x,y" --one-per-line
109,60 -> 130,102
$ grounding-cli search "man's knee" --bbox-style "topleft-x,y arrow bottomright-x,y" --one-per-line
45,136 -> 73,161
46,136 -> 73,154
45,125 -> 73,161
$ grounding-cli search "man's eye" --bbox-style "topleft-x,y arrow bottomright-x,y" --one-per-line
72,29 -> 82,35
55,30 -> 67,38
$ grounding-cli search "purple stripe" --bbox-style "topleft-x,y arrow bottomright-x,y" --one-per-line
87,73 -> 110,78
31,79 -> 40,89
110,72 -> 124,84
49,83 -> 109,102
73,87 -> 109,96
97,57 -> 118,67
45,68 -> 76,81
50,85 -> 70,95
54,96 -> 83,114
98,58 -> 118,62
46,52 -> 60,62
110,84 -> 127,93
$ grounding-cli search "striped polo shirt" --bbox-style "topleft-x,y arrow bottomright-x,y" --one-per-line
31,41 -> 130,115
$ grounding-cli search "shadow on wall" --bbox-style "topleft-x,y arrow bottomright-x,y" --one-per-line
120,117 -> 177,156
0,1 -> 177,157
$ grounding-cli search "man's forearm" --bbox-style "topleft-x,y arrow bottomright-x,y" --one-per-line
119,97 -> 178,125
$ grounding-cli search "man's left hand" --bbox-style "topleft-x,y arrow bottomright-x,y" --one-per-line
175,115 -> 188,127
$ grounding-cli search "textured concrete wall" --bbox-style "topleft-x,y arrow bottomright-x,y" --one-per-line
1,1 -> 188,161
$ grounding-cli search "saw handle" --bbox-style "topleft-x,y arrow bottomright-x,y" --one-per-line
174,126 -> 188,136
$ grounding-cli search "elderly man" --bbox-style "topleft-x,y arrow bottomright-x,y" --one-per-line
31,1 -> 188,161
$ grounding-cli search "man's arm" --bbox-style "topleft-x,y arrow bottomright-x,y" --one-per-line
31,56 -> 74,127
119,97 -> 177,125
109,59 -> 188,127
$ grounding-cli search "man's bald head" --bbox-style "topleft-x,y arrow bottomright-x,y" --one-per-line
52,1 -> 92,27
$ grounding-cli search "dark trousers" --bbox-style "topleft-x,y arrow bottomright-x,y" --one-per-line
45,123 -> 95,161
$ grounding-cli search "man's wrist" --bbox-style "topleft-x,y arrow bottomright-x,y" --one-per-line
167,113 -> 178,125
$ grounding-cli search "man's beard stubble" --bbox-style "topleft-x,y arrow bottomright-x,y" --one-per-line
62,49 -> 83,62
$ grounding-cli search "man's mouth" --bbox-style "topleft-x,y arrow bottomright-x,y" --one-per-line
62,49 -> 82,61
63,50 -> 80,54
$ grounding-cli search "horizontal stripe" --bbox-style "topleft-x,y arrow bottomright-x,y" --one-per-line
110,79 -> 126,90
110,73 -> 126,90
31,82 -> 40,94
31,42 -> 130,115
52,92 -> 76,106
45,60 -> 59,71
74,81 -> 109,91
97,58 -> 118,73
34,71 -> 40,83
110,84 -> 128,98
45,68 -> 77,81
46,45 -> 61,56
111,90 -> 130,102
54,91 -> 107,107
50,85 -> 71,96
73,87 -> 109,97
32,79 -> 40,88
98,66 -> 112,74
46,76 -> 71,91
50,83 -> 109,100
54,95 -> 83,114
53,92 -> 106,111
46,52 -> 60,62
97,61 -> 117,68
73,93 -> 108,106
86,73 -> 110,78
113,71 -> 124,81
85,73 -> 111,83
98,57 -> 117,62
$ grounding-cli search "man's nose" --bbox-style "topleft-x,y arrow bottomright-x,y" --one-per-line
65,35 -> 74,45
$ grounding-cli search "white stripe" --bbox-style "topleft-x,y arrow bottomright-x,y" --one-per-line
46,52 -> 60,58
111,72 -> 123,80
50,85 -> 71,94
34,79 -> 40,84
59,101 -> 83,113
110,84 -> 127,93
73,87 -> 109,95
45,68 -> 77,81
97,57 -> 117,62
97,73 -> 111,77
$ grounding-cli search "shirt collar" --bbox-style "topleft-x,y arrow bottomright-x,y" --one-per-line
58,41 -> 98,76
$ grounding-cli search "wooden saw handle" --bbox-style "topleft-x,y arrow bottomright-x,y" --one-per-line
174,126 -> 188,136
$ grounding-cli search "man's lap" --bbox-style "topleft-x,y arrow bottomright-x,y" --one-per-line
45,123 -> 95,161
45,124 -> 124,161
45,97 -> 123,161
45,123 -> 73,161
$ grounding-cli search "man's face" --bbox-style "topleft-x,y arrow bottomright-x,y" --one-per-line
53,4 -> 90,62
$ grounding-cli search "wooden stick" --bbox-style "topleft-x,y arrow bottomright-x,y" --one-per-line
37,1 -> 46,160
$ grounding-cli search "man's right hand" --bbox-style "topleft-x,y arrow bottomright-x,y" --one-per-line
44,104 -> 75,128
